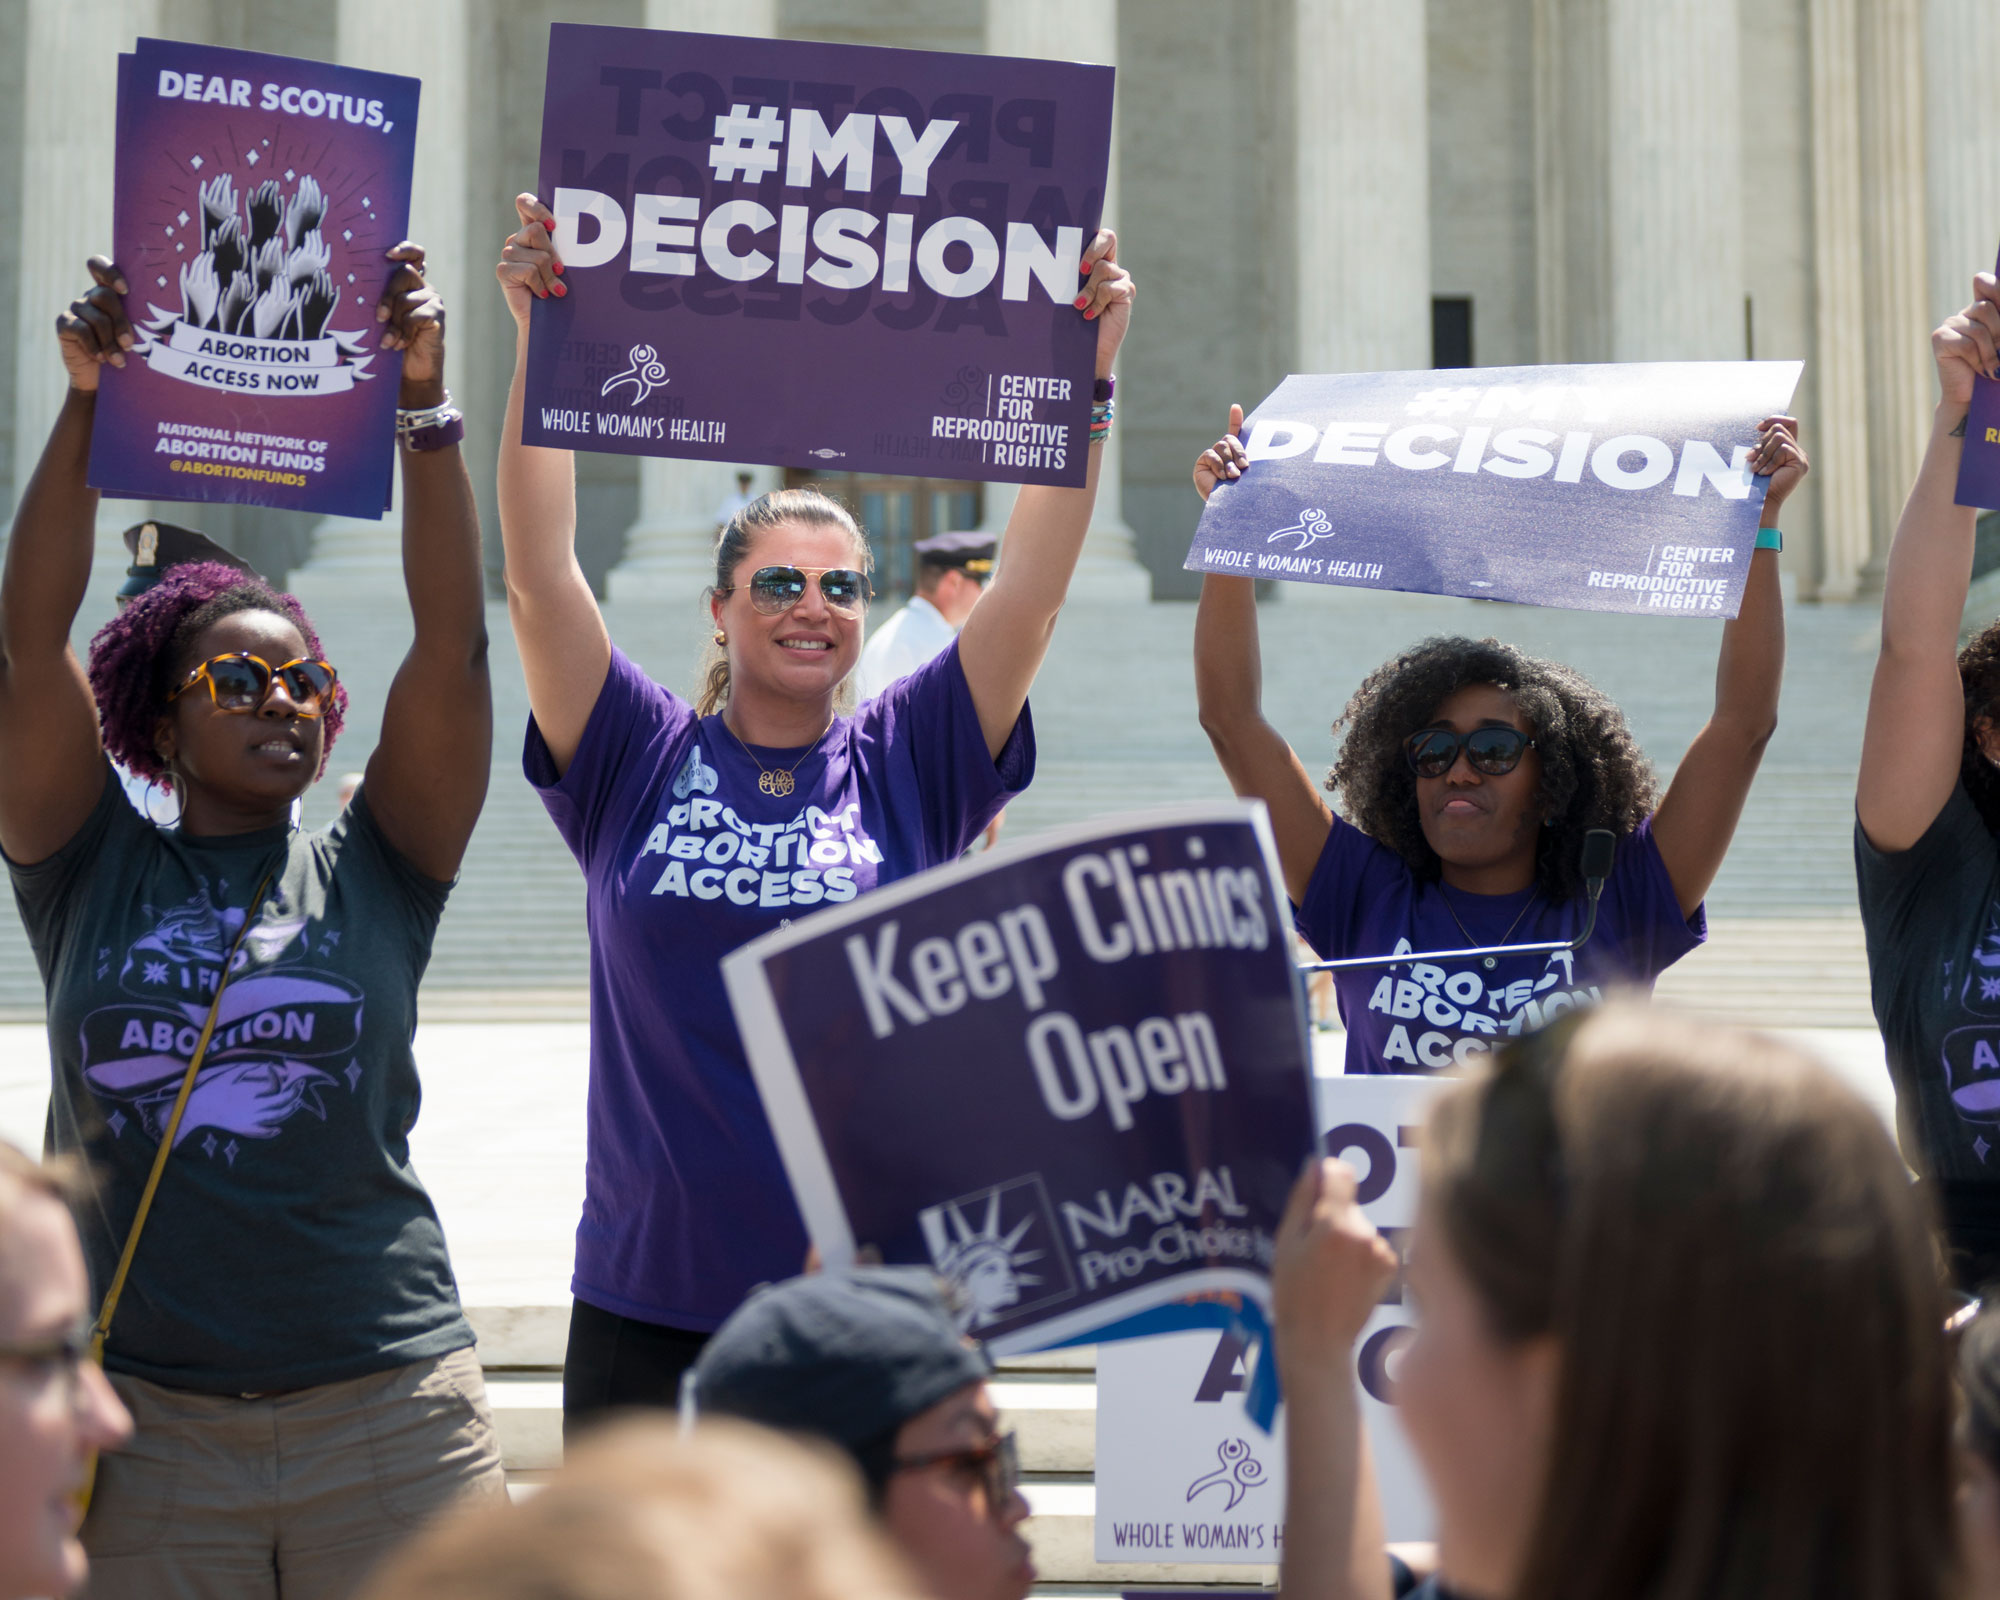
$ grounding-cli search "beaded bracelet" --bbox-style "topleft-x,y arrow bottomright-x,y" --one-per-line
1089,397 -> 1115,444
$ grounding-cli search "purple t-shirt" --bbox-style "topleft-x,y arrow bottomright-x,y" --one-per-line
527,640 -> 1032,1330
1298,814 -> 1704,1074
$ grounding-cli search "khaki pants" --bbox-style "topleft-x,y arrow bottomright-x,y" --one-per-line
81,1346 -> 505,1600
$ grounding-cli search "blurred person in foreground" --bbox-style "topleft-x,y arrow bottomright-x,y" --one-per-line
357,1416 -> 924,1600
1273,1002 -> 1953,1600
0,1141 -> 132,1600
685,1266 -> 1034,1600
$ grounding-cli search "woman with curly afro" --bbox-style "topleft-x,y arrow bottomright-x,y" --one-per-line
1191,402 -> 1806,1075
0,246 -> 503,1594
1857,268 -> 2000,1293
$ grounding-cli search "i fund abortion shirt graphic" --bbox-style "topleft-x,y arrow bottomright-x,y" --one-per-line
9,776 -> 470,1390
89,38 -> 419,518
79,886 -> 363,1155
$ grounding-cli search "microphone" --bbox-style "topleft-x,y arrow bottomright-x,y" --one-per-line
1300,828 -> 1618,975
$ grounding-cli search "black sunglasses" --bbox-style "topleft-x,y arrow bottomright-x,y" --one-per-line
892,1431 -> 1019,1513
1404,725 -> 1537,779
168,653 -> 340,718
719,565 -> 872,617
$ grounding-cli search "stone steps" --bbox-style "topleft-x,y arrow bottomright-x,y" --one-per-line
465,1307 -> 1266,1588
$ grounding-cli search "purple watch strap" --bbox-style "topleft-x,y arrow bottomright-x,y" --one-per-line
400,414 -> 466,453
1092,375 -> 1115,404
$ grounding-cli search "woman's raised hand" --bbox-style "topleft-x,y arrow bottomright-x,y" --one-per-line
1934,271 -> 2000,410
55,257 -> 134,393
1272,1157 -> 1401,1369
1077,227 -> 1134,377
1193,403 -> 1248,502
497,193 -> 565,333
1751,414 -> 1807,513
376,242 -> 446,400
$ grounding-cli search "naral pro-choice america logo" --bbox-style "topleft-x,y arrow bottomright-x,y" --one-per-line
138,171 -> 377,396
918,1174 -> 1079,1331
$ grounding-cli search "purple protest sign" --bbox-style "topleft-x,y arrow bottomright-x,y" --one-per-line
723,803 -> 1315,1379
88,38 -> 417,518
1186,361 -> 1803,617
524,24 -> 1111,487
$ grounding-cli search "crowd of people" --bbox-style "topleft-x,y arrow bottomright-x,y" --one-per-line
0,152 -> 1997,1600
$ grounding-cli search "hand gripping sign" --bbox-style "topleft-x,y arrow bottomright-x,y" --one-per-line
1186,361 -> 1802,617
1094,1077 -> 1439,1568
90,39 -> 419,518
524,24 -> 1112,486
722,803 -> 1317,1410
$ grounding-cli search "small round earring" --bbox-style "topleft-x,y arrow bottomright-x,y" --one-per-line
714,630 -> 726,646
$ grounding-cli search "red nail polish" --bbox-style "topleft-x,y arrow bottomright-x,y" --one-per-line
1073,295 -> 1089,310
552,281 -> 567,297
1079,262 -> 1092,275
1084,307 -> 1098,320
553,261 -> 564,276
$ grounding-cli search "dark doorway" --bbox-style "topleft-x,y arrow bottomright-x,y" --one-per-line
1432,296 -> 1474,369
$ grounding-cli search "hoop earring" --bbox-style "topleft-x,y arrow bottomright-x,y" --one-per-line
164,759 -> 187,827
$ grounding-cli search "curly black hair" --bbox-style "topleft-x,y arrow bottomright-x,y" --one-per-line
1959,618 -> 2000,835
1327,636 -> 1658,902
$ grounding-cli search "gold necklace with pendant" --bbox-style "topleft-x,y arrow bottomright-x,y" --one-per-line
725,711 -> 834,799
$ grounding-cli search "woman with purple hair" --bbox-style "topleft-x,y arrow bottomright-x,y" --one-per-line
0,244 -> 502,1596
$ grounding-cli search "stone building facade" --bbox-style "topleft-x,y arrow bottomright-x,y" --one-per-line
3,0 -> 1997,604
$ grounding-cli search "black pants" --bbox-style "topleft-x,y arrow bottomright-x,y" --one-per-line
562,1298 -> 710,1443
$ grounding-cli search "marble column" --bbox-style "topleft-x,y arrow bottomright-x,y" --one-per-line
1294,0 -> 1430,373
1806,0 -> 1873,599
9,0 -> 159,581
1531,0 -> 1610,363
980,0 -> 1146,601
1604,0 -> 1744,361
1283,0 -> 1428,607
1923,2 -> 2000,338
1858,0 -> 1931,587
292,0 -> 470,595
607,0 -> 777,607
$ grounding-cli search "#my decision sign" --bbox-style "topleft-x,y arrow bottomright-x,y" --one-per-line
1186,360 -> 1802,617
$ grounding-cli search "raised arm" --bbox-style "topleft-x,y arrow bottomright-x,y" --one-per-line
1650,416 -> 1805,915
0,258 -> 133,865
495,193 -> 610,777
1272,1158 -> 1400,1600
1856,274 -> 1996,852
354,244 -> 492,882
955,230 -> 1134,758
1189,406 -> 1333,906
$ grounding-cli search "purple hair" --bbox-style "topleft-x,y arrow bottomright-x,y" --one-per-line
87,560 -> 346,782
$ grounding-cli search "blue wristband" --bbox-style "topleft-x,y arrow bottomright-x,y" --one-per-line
1754,527 -> 1783,552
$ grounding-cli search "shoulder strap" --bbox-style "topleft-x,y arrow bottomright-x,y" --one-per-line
87,866 -> 276,1364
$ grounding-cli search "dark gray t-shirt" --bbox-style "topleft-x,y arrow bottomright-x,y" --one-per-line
1855,783 -> 2000,1180
6,767 -> 472,1392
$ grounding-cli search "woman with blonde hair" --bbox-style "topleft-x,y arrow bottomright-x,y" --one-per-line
493,194 -> 1136,1430
1272,1003 -> 1954,1600
357,1417 -> 929,1600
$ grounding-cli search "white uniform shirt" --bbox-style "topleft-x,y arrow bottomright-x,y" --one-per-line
853,594 -> 958,702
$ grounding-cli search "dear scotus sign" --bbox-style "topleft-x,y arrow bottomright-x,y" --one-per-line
88,38 -> 419,518
522,24 -> 1113,486
1185,361 -> 1803,617
722,804 -> 1316,1378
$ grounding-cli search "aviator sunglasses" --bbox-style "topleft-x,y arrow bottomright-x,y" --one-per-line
718,565 -> 873,616
168,653 -> 340,718
1404,725 -> 1538,779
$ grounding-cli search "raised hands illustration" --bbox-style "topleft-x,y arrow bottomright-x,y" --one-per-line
198,173 -> 238,249
284,174 -> 326,249
178,253 -> 220,330
246,178 -> 285,249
